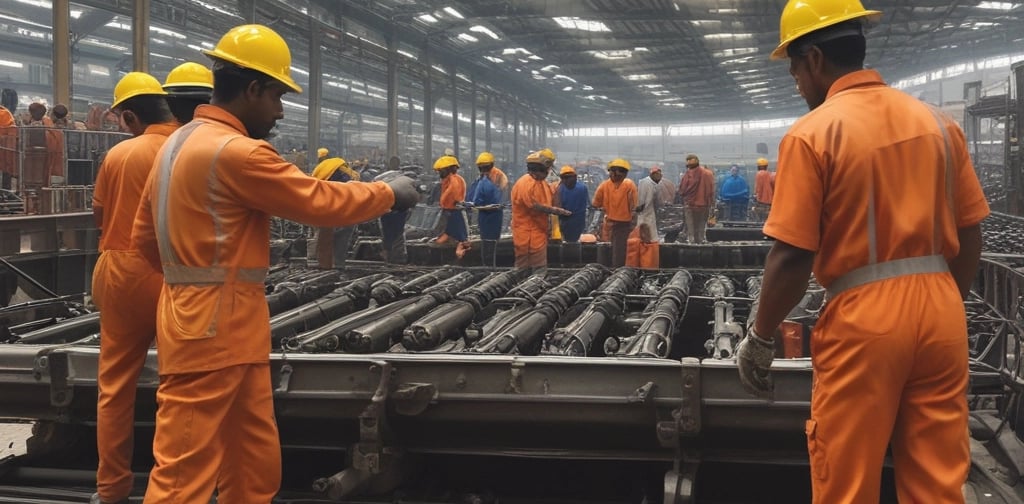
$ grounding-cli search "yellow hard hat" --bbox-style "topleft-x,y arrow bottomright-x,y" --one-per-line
163,62 -> 214,89
771,0 -> 882,60
608,158 -> 631,171
757,157 -> 769,166
111,72 -> 168,109
433,155 -> 459,171
476,152 -> 495,165
559,165 -> 576,176
203,24 -> 302,93
526,149 -> 555,167
317,147 -> 329,159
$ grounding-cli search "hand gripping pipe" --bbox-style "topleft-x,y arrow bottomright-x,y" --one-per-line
611,270 -> 693,358
343,271 -> 482,353
471,264 -> 609,355
544,267 -> 639,356
400,269 -> 528,351
270,273 -> 393,348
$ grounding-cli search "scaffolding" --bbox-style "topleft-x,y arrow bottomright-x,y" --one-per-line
964,62 -> 1024,216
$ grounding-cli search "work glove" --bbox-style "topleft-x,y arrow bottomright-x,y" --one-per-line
556,208 -> 572,217
735,327 -> 776,398
635,204 -> 646,213
386,176 -> 419,211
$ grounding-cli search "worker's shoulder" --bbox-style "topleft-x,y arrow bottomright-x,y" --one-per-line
102,133 -> 148,161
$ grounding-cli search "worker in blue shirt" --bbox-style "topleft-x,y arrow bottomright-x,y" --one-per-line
467,167 -> 503,266
719,165 -> 751,221
554,165 -> 589,242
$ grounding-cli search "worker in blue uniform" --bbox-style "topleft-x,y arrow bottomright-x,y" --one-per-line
554,165 -> 589,242
719,165 -> 751,221
467,167 -> 503,266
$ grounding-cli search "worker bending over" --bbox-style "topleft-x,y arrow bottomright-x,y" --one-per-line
131,24 -> 418,503
592,158 -> 638,267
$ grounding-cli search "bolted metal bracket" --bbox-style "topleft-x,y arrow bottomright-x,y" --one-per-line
37,351 -> 72,408
663,459 -> 699,504
630,381 -> 657,404
392,382 -> 437,416
274,363 -> 293,395
506,360 -> 524,394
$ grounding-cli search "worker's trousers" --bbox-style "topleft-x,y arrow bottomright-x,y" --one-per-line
808,272 -> 969,504
144,363 -> 281,504
683,207 -> 710,244
607,220 -> 634,268
92,250 -> 162,503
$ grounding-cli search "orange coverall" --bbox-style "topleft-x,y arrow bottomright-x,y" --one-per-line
625,226 -> 659,269
764,69 -> 990,504
0,107 -> 14,189
754,169 -> 774,205
511,173 -> 553,270
90,122 -> 178,503
132,105 -> 395,503
592,178 -> 637,267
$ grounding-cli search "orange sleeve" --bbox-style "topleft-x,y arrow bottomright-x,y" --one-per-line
130,169 -> 162,272
531,178 -> 552,207
592,182 -> 606,208
92,158 -> 109,209
945,121 -> 990,227
222,142 -> 395,228
762,135 -> 824,252
627,182 -> 638,211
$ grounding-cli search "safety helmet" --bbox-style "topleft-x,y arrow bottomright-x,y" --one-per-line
163,62 -> 214,90
476,152 -> 495,165
203,24 -> 302,93
433,155 -> 459,171
771,0 -> 882,60
757,157 -> 769,166
559,165 -> 576,176
317,147 -> 329,159
608,158 -> 631,171
111,72 -> 168,109
526,149 -> 555,167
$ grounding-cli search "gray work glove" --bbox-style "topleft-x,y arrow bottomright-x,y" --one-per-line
735,327 -> 776,397
386,176 -> 419,211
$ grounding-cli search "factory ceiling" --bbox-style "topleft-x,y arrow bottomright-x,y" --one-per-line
0,0 -> 1022,125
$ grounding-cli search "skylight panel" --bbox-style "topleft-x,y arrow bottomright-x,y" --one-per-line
553,17 -> 611,32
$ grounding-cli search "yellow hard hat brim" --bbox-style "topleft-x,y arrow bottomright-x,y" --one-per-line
163,82 -> 214,90
770,10 -> 882,60
111,88 -> 169,110
203,48 -> 303,93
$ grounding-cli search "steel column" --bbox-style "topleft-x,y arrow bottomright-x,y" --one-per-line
422,45 -> 433,166
512,105 -> 519,167
52,0 -> 71,107
306,22 -> 322,173
238,0 -> 256,23
484,95 -> 492,152
132,0 -> 150,72
386,37 -> 399,161
450,65 -> 459,161
469,78 -> 477,158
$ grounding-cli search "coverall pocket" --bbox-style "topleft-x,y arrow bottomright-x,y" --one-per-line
806,419 -> 828,481
167,284 -> 222,340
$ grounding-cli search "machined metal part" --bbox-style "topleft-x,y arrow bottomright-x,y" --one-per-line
544,267 -> 639,356
614,270 -> 693,358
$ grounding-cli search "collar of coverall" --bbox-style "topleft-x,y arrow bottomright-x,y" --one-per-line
825,69 -> 885,101
144,122 -> 181,137
192,104 -> 249,136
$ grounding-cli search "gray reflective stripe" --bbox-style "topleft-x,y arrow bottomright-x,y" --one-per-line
827,255 -> 948,298
154,122 -> 250,286
155,122 -> 203,267
866,175 -> 877,265
927,105 -> 956,255
163,264 -> 268,285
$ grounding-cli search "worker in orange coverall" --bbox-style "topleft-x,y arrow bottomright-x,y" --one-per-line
736,2 -> 989,503
432,154 -> 471,258
751,157 -> 774,221
89,72 -> 178,504
625,222 -> 659,270
591,158 -> 638,268
130,24 -> 419,503
511,149 -> 570,273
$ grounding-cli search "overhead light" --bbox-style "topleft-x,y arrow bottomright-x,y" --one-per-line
483,56 -> 504,63
589,50 -> 632,59
416,13 -> 439,23
709,8 -> 738,14
432,64 -> 448,74
738,81 -> 769,88
553,74 -> 577,83
658,97 -> 682,102
581,85 -> 594,91
713,47 -> 758,58
88,64 -> 109,76
540,65 -> 560,72
744,87 -> 770,94
70,9 -> 82,18
634,47 -> 650,52
106,21 -> 130,30
291,67 -> 309,76
0,59 -> 24,69
640,84 -> 664,88
528,54 -> 542,60
553,16 -> 612,32
624,73 -> 656,81
469,25 -> 500,40
397,49 -> 416,58
457,33 -> 479,42
502,47 -> 532,56
976,1 -> 1018,9
562,86 -> 573,91
201,41 -> 213,48
152,26 -> 186,39
443,6 -> 465,19
583,95 -> 609,101
673,2 -> 680,10
704,33 -> 753,40
651,90 -> 671,96
662,102 -> 686,108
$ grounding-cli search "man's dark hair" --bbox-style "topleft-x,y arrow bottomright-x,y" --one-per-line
526,162 -> 547,172
788,20 -> 867,70
211,60 -> 276,102
118,95 -> 173,125
51,104 -> 69,119
28,102 -> 46,121
166,97 -> 208,123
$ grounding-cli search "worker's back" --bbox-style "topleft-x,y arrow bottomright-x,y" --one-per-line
767,70 -> 989,287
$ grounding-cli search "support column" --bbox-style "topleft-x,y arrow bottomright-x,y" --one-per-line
422,45 -> 433,166
512,105 -> 519,167
386,37 -> 399,160
52,0 -> 71,107
238,0 -> 256,23
450,65 -> 459,160
306,22 -> 322,173
469,78 -> 477,158
484,94 -> 492,152
132,0 -> 150,72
